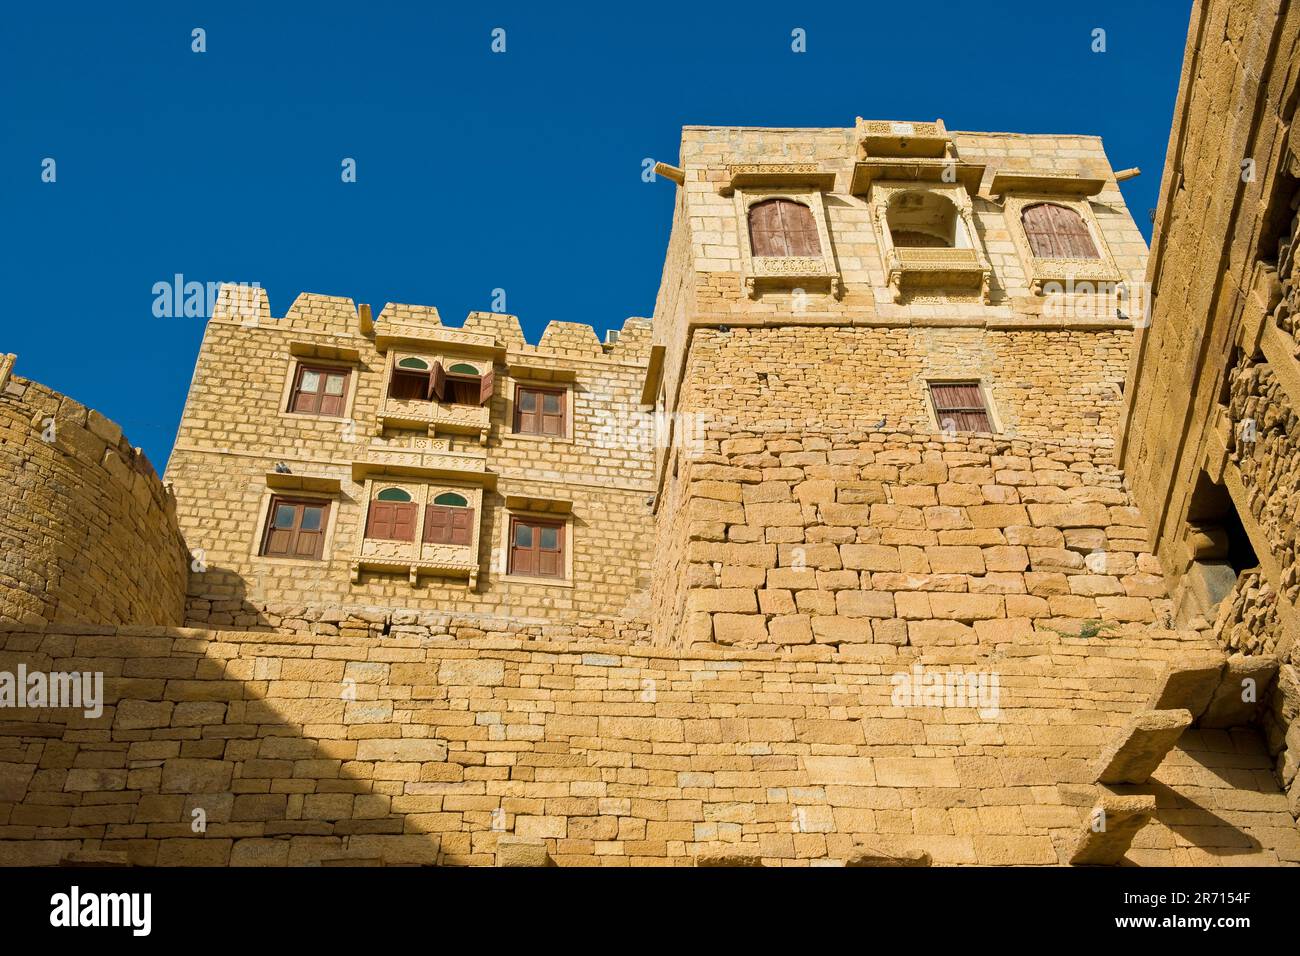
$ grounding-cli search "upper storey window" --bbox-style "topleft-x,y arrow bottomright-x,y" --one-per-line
886,191 -> 967,249
514,385 -> 567,437
424,492 -> 475,546
867,185 -> 991,304
386,357 -> 494,407
928,381 -> 995,433
440,363 -> 492,406
366,487 -> 418,542
260,496 -> 329,559
1021,203 -> 1099,259
748,198 -> 821,257
289,363 -> 349,416
390,357 -> 432,400
508,516 -> 565,579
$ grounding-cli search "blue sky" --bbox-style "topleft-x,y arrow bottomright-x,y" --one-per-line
0,1 -> 1190,469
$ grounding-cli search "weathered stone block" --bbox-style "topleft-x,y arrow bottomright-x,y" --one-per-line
1094,710 -> 1192,784
1069,791 -> 1157,865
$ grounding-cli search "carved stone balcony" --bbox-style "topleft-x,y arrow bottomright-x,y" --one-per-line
1021,255 -> 1121,296
887,246 -> 991,303
746,255 -> 840,297
351,437 -> 492,485
352,541 -> 480,589
376,396 -> 491,443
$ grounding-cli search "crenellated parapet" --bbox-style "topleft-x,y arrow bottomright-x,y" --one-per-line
209,285 -> 650,369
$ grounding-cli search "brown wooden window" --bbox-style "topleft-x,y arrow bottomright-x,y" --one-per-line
365,488 -> 418,542
929,382 -> 994,433
508,516 -> 565,579
289,364 -> 349,416
424,498 -> 475,546
514,386 -> 566,437
260,496 -> 329,560
1021,203 -> 1099,259
748,198 -> 821,257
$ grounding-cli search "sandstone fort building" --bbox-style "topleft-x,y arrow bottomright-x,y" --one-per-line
0,0 -> 1297,867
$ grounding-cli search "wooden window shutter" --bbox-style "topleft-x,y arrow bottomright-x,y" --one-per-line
365,501 -> 417,542
514,386 -> 538,434
541,389 -> 565,436
749,200 -> 786,256
423,505 -> 451,544
930,382 -> 993,433
1055,205 -> 1099,259
1022,204 -> 1099,260
429,362 -> 447,401
263,501 -> 297,556
366,502 -> 395,539
782,201 -> 820,256
318,370 -> 348,416
749,199 -> 820,258
1021,204 -> 1058,257
508,517 -> 564,578
294,513 -> 324,558
537,523 -> 563,577
391,502 -> 417,541
260,497 -> 328,560
290,365 -> 321,414
450,507 -> 474,545
509,519 -> 535,575
424,505 -> 472,546
478,368 -> 495,405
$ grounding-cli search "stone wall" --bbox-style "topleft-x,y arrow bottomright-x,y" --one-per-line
1227,356 -> 1300,607
679,326 -> 1130,441
0,367 -> 188,628
1119,0 -> 1300,579
181,599 -> 649,645
657,425 -> 1167,650
0,622 -> 1294,867
1117,0 -> 1300,841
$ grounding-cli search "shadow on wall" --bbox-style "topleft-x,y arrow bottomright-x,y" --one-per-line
0,622 -> 1294,867
0,627 -> 449,866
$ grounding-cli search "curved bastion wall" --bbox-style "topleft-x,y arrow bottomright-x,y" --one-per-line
0,356 -> 189,627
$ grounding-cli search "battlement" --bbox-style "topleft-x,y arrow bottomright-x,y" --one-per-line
210,285 -> 652,365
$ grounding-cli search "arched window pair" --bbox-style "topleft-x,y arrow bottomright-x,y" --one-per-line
1021,203 -> 1099,259
366,489 -> 474,546
387,357 -> 494,406
747,199 -> 821,257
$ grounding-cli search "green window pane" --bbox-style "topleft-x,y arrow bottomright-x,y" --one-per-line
397,357 -> 429,370
434,493 -> 468,507
514,525 -> 533,547
448,363 -> 479,375
540,527 -> 558,550
375,488 -> 412,502
274,504 -> 296,529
